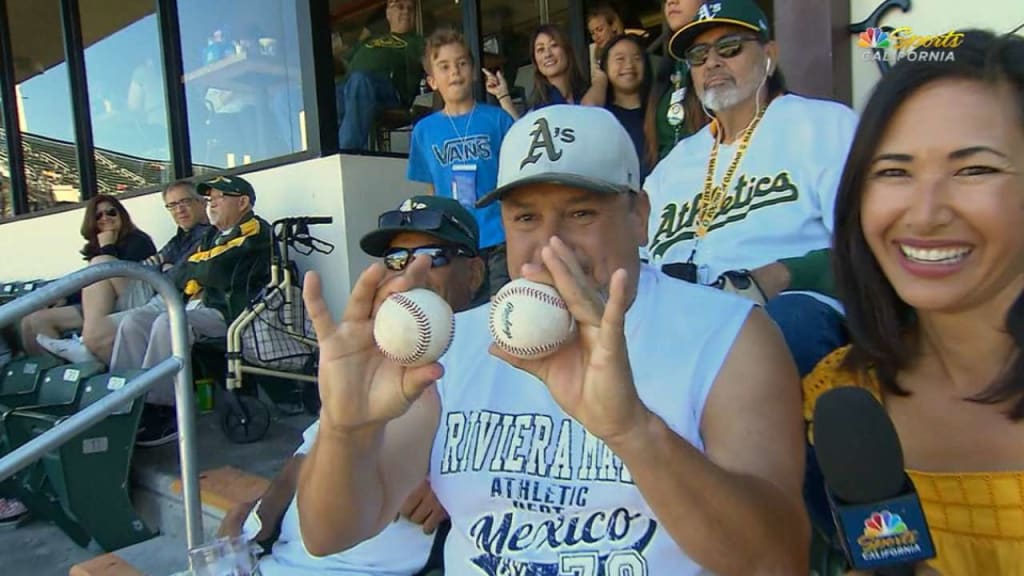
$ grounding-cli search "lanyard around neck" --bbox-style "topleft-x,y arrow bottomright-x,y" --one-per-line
694,105 -> 767,239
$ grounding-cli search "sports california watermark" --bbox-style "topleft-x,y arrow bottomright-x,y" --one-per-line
858,26 -> 964,63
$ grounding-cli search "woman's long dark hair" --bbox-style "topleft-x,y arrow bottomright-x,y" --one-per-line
80,194 -> 139,258
833,29 -> 1024,420
529,24 -> 587,109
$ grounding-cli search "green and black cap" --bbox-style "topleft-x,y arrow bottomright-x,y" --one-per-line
196,175 -> 256,203
360,196 -> 480,257
669,0 -> 771,61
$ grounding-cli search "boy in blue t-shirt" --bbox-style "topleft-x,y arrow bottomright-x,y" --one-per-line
407,29 -> 515,294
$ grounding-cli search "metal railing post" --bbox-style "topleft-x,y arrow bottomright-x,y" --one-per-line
0,261 -> 203,549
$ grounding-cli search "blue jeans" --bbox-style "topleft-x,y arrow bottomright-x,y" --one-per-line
336,71 -> 400,150
763,293 -> 846,378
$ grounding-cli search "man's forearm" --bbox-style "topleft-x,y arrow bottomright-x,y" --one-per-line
255,456 -> 304,532
296,425 -> 388,556
608,412 -> 808,575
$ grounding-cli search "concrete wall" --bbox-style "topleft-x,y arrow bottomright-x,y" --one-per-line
0,154 -> 426,318
849,0 -> 1024,110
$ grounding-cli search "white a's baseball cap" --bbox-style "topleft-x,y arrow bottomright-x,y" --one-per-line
475,105 -> 641,207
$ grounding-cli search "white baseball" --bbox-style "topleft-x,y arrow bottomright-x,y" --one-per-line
489,279 -> 575,359
374,289 -> 454,367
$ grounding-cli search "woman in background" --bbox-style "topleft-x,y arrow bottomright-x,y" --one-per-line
805,29 -> 1024,576
27,194 -> 156,364
485,24 -> 588,119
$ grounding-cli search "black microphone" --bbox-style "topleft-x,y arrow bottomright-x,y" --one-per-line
813,387 -> 936,575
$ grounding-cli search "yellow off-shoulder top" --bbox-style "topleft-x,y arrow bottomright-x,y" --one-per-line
803,347 -> 1024,576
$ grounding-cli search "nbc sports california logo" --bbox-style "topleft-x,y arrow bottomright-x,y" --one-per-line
858,26 -> 963,63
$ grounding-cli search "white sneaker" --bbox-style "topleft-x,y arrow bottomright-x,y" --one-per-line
35,334 -> 99,364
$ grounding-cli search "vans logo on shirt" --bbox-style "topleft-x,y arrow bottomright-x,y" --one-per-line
651,169 -> 800,258
520,118 -> 575,169
432,135 -> 493,166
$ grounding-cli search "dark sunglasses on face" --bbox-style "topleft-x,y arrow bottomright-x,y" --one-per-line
383,245 -> 471,272
95,208 -> 118,220
378,209 -> 475,243
684,34 -> 761,67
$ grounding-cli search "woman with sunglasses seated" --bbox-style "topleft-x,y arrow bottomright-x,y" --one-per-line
643,0 -> 858,379
26,194 -> 156,364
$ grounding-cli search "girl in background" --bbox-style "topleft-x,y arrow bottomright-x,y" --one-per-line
600,35 -> 655,178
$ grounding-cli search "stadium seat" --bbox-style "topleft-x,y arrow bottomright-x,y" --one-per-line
0,355 -> 66,410
1,370 -> 155,551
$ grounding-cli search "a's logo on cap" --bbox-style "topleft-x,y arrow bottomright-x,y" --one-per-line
695,2 -> 723,21
208,176 -> 231,184
519,118 -> 576,169
398,199 -> 429,212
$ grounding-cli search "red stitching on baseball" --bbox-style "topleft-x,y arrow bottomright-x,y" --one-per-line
380,292 -> 430,365
490,284 -> 570,357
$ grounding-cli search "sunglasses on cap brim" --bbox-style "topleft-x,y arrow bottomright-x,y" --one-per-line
378,208 -> 475,243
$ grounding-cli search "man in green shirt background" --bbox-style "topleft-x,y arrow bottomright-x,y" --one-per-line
337,0 -> 424,150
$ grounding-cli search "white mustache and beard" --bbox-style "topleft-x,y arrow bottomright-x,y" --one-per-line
699,61 -> 769,112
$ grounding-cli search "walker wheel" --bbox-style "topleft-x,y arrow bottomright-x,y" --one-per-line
218,393 -> 270,443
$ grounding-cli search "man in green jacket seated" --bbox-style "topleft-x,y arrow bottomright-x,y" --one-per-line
337,0 -> 424,150
111,175 -> 271,447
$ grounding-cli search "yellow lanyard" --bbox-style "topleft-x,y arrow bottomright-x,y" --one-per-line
695,106 -> 767,238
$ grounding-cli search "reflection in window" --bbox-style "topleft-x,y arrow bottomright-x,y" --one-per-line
327,0 -> 433,154
10,1 -> 83,212
83,1 -> 172,195
178,0 -> 307,170
0,94 -> 10,218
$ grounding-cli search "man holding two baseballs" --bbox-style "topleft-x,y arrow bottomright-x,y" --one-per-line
298,105 -> 809,575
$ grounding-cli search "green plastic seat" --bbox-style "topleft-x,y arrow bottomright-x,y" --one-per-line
1,368 -> 155,551
0,355 -> 65,410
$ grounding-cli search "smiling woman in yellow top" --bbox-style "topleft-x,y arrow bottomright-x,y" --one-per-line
803,29 -> 1024,576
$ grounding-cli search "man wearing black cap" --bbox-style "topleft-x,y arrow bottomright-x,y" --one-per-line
112,174 -> 271,446
361,195 -> 486,310
215,196 -> 483,576
644,0 -> 859,377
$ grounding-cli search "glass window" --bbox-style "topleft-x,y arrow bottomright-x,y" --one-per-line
9,1 -> 83,212
479,0 -> 571,112
82,0 -> 173,195
0,93 -> 10,218
178,0 -> 307,170
328,0 -> 437,154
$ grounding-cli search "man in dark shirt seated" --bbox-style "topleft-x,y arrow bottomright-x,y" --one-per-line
111,175 -> 271,447
336,0 -> 424,150
23,181 -> 211,362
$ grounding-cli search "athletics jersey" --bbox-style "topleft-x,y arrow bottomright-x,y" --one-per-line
643,94 -> 857,306
429,265 -> 753,575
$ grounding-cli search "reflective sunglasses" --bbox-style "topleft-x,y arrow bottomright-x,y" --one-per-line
383,245 -> 472,272
378,208 -> 475,242
683,34 -> 761,67
95,208 -> 118,219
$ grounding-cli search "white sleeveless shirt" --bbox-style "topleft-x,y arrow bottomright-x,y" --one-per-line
429,265 -> 753,575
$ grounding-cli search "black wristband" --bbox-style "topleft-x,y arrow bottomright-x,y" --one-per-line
98,244 -> 120,258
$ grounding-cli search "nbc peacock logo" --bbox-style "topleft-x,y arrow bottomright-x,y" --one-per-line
862,511 -> 908,538
858,27 -> 891,48
857,510 -> 922,560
